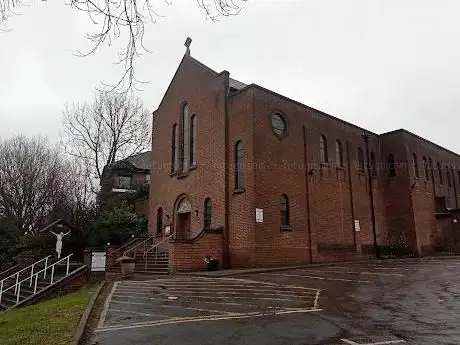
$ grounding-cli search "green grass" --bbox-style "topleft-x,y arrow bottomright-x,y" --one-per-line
0,286 -> 95,345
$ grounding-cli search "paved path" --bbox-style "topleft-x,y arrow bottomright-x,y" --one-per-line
90,258 -> 460,345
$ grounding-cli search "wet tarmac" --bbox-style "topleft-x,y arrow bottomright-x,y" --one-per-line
90,258 -> 460,345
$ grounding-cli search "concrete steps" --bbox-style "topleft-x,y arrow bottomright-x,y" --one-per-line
110,249 -> 170,276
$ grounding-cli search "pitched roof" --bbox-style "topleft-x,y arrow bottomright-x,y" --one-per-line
229,78 -> 247,90
125,151 -> 151,170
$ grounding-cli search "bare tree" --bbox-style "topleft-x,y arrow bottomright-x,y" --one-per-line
0,136 -> 66,234
63,90 -> 150,184
0,0 -> 246,91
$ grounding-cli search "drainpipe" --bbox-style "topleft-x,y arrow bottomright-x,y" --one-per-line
452,167 -> 458,208
223,72 -> 230,268
346,140 -> 357,248
302,125 -> 313,263
363,133 -> 380,259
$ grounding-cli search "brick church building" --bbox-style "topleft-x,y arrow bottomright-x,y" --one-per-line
148,52 -> 460,272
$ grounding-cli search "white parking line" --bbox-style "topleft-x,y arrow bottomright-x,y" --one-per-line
341,339 -> 405,345
307,269 -> 404,277
262,273 -> 370,283
97,282 -> 118,329
95,308 -> 323,333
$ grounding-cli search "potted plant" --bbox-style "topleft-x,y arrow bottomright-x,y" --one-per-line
203,256 -> 219,271
116,256 -> 136,277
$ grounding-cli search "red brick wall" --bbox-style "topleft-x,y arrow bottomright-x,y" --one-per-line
149,56 -> 227,244
168,233 -> 223,272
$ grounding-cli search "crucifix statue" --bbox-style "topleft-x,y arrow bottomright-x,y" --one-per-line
50,229 -> 70,259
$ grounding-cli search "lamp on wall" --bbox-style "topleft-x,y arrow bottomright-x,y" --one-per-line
453,218 -> 458,224
165,215 -> 170,221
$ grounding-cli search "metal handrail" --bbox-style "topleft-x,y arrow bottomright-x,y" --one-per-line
0,255 -> 51,296
124,235 -> 155,257
143,232 -> 175,257
0,254 -> 73,307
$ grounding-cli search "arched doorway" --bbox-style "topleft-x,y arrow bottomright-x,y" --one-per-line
175,196 -> 192,240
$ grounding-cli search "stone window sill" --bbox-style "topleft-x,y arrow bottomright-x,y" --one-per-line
280,226 -> 292,231
233,188 -> 246,195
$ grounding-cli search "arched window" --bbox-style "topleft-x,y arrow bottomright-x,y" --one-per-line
447,165 -> 452,186
190,114 -> 197,167
203,198 -> 212,229
156,208 -> 163,234
429,158 -> 434,181
280,194 -> 290,228
412,153 -> 419,178
370,152 -> 376,176
171,124 -> 177,173
335,140 -> 343,167
235,141 -> 244,190
320,135 -> 328,163
422,157 -> 429,181
180,103 -> 190,173
388,154 -> 396,177
438,162 -> 443,185
357,148 -> 365,172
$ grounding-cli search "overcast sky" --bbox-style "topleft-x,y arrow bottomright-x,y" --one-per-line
1,0 -> 460,152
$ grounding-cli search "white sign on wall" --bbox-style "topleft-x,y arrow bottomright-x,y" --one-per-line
255,208 -> 264,223
354,220 -> 361,232
91,252 -> 106,272
164,225 -> 171,235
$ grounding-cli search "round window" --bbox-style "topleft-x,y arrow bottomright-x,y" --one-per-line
271,113 -> 287,136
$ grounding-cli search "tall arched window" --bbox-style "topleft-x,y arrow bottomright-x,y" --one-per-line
412,153 -> 419,178
423,157 -> 429,181
190,114 -> 197,167
235,141 -> 244,190
156,208 -> 163,234
438,162 -> 444,185
357,148 -> 365,172
335,140 -> 343,167
447,165 -> 452,186
171,124 -> 177,173
180,103 -> 190,173
429,158 -> 434,181
280,194 -> 290,228
203,198 -> 212,229
320,135 -> 328,163
388,154 -> 396,177
370,152 -> 376,176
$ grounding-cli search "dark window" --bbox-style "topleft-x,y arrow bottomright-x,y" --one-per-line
171,124 -> 177,173
438,162 -> 443,185
370,152 -> 377,176
156,208 -> 163,234
357,148 -> 365,172
429,158 -> 434,181
447,165 -> 452,186
423,157 -> 429,181
320,135 -> 328,163
335,140 -> 343,167
235,141 -> 244,190
190,114 -> 197,166
412,153 -> 419,178
271,113 -> 287,136
179,103 -> 190,173
203,198 -> 212,229
280,194 -> 290,228
388,154 -> 396,177
118,176 -> 132,189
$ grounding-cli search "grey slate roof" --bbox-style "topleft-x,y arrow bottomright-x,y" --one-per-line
125,151 -> 151,170
229,78 -> 247,90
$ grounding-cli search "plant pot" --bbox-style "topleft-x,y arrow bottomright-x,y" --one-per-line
116,256 -> 136,277
206,259 -> 219,271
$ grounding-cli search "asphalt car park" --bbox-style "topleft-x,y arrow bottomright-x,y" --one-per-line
90,258 -> 460,345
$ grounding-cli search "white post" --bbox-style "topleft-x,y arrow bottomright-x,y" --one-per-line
66,256 -> 70,275
51,265 -> 55,284
16,282 -> 21,304
14,273 -> 19,294
44,256 -> 49,279
30,264 -> 34,286
0,280 -> 3,305
34,274 -> 38,294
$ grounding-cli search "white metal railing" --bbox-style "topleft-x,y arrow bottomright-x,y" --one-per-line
142,232 -> 174,270
0,255 -> 51,299
0,254 -> 73,308
124,235 -> 155,258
